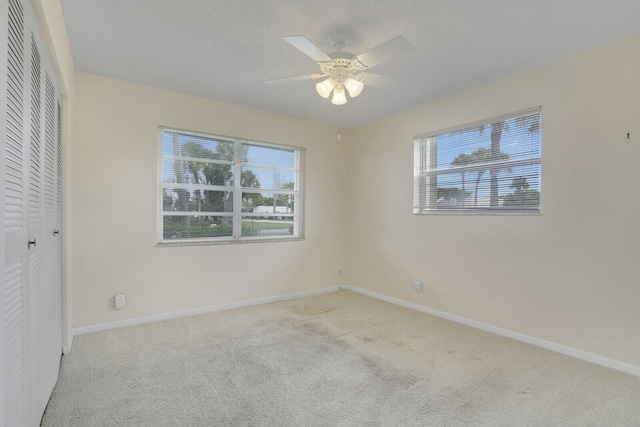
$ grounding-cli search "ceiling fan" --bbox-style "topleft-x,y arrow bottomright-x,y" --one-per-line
265,31 -> 414,105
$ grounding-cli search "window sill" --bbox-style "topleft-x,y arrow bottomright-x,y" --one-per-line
156,236 -> 305,247
414,209 -> 541,215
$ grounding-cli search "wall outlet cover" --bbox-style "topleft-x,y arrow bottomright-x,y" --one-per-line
115,293 -> 126,310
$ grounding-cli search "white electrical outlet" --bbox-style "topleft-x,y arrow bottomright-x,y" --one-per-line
115,293 -> 126,310
413,281 -> 422,293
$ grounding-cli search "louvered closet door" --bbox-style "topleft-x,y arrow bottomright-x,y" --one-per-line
25,10 -> 63,425
3,0 -> 29,425
26,32 -> 46,427
36,62 -> 63,418
2,0 -> 63,425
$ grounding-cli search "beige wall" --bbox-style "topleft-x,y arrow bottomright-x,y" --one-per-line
33,0 -> 74,95
72,72 -> 347,327
346,32 -> 640,367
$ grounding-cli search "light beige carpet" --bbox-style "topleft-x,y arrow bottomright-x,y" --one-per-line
42,290 -> 640,426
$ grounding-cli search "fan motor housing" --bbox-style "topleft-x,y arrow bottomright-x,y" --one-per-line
320,51 -> 361,81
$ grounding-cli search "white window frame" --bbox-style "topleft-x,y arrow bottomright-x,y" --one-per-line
413,107 -> 542,215
157,127 -> 305,244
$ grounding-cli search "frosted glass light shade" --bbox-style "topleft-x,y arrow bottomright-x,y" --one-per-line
331,85 -> 347,105
344,77 -> 364,98
315,78 -> 335,99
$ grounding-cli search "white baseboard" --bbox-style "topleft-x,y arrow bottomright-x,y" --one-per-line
73,286 -> 341,336
345,285 -> 640,378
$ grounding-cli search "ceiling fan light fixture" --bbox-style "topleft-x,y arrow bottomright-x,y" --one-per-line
271,34 -> 414,108
315,77 -> 335,99
331,85 -> 347,105
344,76 -> 364,98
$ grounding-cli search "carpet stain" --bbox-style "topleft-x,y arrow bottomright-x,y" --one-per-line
359,353 -> 424,388
292,304 -> 337,316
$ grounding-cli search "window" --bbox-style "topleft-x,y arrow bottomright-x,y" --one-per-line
158,127 -> 304,243
413,108 -> 541,214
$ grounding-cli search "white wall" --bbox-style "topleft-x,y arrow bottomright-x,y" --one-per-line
72,72 -> 347,327
346,32 -> 640,367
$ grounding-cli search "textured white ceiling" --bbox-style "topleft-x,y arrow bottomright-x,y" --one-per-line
60,0 -> 640,128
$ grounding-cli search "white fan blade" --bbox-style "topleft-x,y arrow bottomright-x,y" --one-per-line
264,73 -> 324,85
284,36 -> 333,62
355,36 -> 413,69
357,72 -> 406,89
